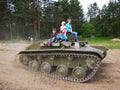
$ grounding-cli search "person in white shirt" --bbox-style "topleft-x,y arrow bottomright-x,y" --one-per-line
60,21 -> 67,41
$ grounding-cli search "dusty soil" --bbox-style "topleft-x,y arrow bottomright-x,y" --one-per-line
0,43 -> 120,90
111,38 -> 120,41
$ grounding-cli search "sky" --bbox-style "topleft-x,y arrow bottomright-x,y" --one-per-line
53,0 -> 110,14
79,0 -> 110,14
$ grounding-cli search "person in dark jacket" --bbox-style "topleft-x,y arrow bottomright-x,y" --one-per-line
50,28 -> 57,44
44,28 -> 57,46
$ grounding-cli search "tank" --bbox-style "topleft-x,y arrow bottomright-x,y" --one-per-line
17,33 -> 108,83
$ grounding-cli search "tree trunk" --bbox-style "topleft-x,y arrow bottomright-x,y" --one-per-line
37,8 -> 40,39
34,0 -> 40,40
33,15 -> 37,40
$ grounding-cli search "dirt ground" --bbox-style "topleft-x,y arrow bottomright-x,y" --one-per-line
0,43 -> 120,90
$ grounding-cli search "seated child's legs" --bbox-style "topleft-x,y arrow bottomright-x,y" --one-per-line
72,32 -> 78,42
61,34 -> 67,41
50,37 -> 55,44
55,34 -> 63,42
44,39 -> 51,46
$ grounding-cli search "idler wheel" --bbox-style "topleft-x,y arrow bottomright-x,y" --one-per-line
56,65 -> 68,77
41,62 -> 51,73
20,55 -> 29,65
86,59 -> 97,69
72,66 -> 86,79
29,60 -> 39,72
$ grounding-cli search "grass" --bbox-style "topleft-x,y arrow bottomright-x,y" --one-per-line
80,37 -> 120,49
0,48 -> 8,51
0,37 -> 120,49
0,39 -> 31,43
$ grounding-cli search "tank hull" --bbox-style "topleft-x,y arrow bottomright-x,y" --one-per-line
17,42 -> 107,83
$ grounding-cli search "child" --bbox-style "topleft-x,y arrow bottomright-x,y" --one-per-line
50,28 -> 57,44
44,28 -> 57,46
66,18 -> 78,42
60,21 -> 67,41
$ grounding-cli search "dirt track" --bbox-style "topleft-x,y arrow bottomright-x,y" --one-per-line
0,43 -> 120,90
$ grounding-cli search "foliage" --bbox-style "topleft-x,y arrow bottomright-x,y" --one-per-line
87,2 -> 99,19
42,0 -> 84,34
0,48 -> 8,51
85,1 -> 120,37
0,0 -> 120,40
81,22 -> 95,36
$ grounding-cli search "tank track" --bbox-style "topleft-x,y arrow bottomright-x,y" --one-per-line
18,52 -> 101,83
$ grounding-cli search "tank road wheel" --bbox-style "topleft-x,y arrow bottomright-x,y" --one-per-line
56,65 -> 68,77
86,59 -> 97,69
20,55 -> 29,65
72,67 -> 86,79
41,62 -> 51,73
29,60 -> 39,72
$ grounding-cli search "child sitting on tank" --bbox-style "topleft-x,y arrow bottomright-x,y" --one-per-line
54,21 -> 67,42
60,21 -> 67,41
44,28 -> 57,46
66,18 -> 78,42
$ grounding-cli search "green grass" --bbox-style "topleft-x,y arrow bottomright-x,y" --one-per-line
0,37 -> 120,49
0,48 -> 8,51
80,37 -> 120,49
0,39 -> 31,43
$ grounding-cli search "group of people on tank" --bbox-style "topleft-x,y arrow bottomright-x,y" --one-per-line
44,18 -> 78,46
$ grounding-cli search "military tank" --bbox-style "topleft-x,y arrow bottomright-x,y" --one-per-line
17,33 -> 107,83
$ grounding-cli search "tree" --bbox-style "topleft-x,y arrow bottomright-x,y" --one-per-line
0,0 -> 12,39
69,0 -> 84,20
87,2 -> 99,20
42,0 -> 84,36
69,0 -> 84,34
81,22 -> 95,37
1,0 -> 120,40
86,2 -> 100,37
101,1 -> 120,37
0,0 -> 7,23
10,0 -> 41,39
85,1 -> 120,37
